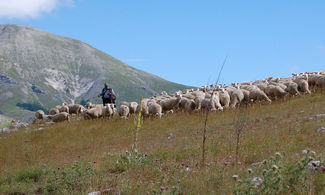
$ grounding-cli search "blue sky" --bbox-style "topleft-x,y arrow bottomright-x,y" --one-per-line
1,0 -> 325,87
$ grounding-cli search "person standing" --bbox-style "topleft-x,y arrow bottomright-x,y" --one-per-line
98,83 -> 116,107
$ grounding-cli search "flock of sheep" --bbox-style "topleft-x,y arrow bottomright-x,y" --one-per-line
34,70 -> 325,123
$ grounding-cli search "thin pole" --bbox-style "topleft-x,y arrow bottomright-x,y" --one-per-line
201,55 -> 228,166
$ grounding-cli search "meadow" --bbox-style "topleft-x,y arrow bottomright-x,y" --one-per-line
0,91 -> 324,194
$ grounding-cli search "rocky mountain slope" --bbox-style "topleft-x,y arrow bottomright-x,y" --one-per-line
0,24 -> 190,121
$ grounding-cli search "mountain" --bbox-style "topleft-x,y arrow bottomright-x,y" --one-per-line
0,24 -> 191,121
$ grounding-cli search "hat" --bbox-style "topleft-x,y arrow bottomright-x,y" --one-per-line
104,83 -> 108,86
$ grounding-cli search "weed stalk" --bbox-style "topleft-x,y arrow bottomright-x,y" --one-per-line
132,96 -> 143,153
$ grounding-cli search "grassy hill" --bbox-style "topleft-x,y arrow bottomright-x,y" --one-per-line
0,115 -> 11,128
0,91 -> 324,194
0,24 -> 192,121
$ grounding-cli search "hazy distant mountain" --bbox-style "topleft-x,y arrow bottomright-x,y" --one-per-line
0,24 -> 191,121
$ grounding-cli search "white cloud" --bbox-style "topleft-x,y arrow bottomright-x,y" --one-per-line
0,0 -> 72,19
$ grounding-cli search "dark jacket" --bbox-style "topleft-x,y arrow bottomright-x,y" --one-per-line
100,87 -> 116,100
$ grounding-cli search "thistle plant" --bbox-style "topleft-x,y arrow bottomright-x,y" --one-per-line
233,151 -> 322,194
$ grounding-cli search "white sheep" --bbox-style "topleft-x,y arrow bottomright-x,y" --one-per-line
306,73 -> 322,91
148,102 -> 163,118
256,82 -> 268,92
218,88 -> 230,109
68,104 -> 84,115
136,99 -> 149,117
199,92 -> 223,111
35,110 -> 45,120
118,105 -> 130,119
242,85 -> 271,103
179,97 -> 196,112
316,75 -> 325,89
48,112 -> 70,123
85,102 -> 103,109
293,75 -> 311,94
240,88 -> 251,103
227,87 -> 245,108
49,108 -> 59,115
120,101 -> 138,114
129,102 -> 138,114
158,93 -> 182,113
283,82 -> 300,96
192,91 -> 207,110
103,104 -> 116,118
264,85 -> 288,100
81,106 -> 103,119
59,105 -> 69,113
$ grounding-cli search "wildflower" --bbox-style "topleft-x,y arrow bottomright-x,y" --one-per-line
43,164 -> 47,167
308,160 -> 321,170
78,155 -> 81,158
251,177 -> 263,186
181,162 -> 185,166
93,160 -> 96,164
186,167 -> 191,172
247,168 -> 253,174
155,158 -> 159,162
56,177 -> 59,180
302,149 -> 309,154
322,167 -> 325,172
275,152 -> 281,158
232,175 -> 239,181
272,165 -> 279,170
57,167 -> 61,171
262,160 -> 267,165
311,151 -> 316,155
160,186 -> 166,191
125,150 -> 129,154
144,153 -> 148,157
224,161 -> 231,166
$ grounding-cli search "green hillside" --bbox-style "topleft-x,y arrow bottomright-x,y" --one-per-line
0,24 -> 191,121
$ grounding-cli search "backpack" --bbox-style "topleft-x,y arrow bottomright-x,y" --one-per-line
108,88 -> 116,101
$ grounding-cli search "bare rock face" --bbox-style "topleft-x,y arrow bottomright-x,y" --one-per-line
0,24 -> 190,121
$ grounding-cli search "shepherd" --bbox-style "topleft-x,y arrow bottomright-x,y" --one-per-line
97,83 -> 116,107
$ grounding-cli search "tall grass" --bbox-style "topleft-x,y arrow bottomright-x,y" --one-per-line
0,91 -> 324,194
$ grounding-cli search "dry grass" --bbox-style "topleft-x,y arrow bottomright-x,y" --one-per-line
0,91 -> 325,194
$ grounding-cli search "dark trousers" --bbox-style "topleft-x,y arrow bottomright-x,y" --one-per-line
103,98 -> 112,106
103,98 -> 116,107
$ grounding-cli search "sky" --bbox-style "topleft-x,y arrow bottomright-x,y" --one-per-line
1,0 -> 325,87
